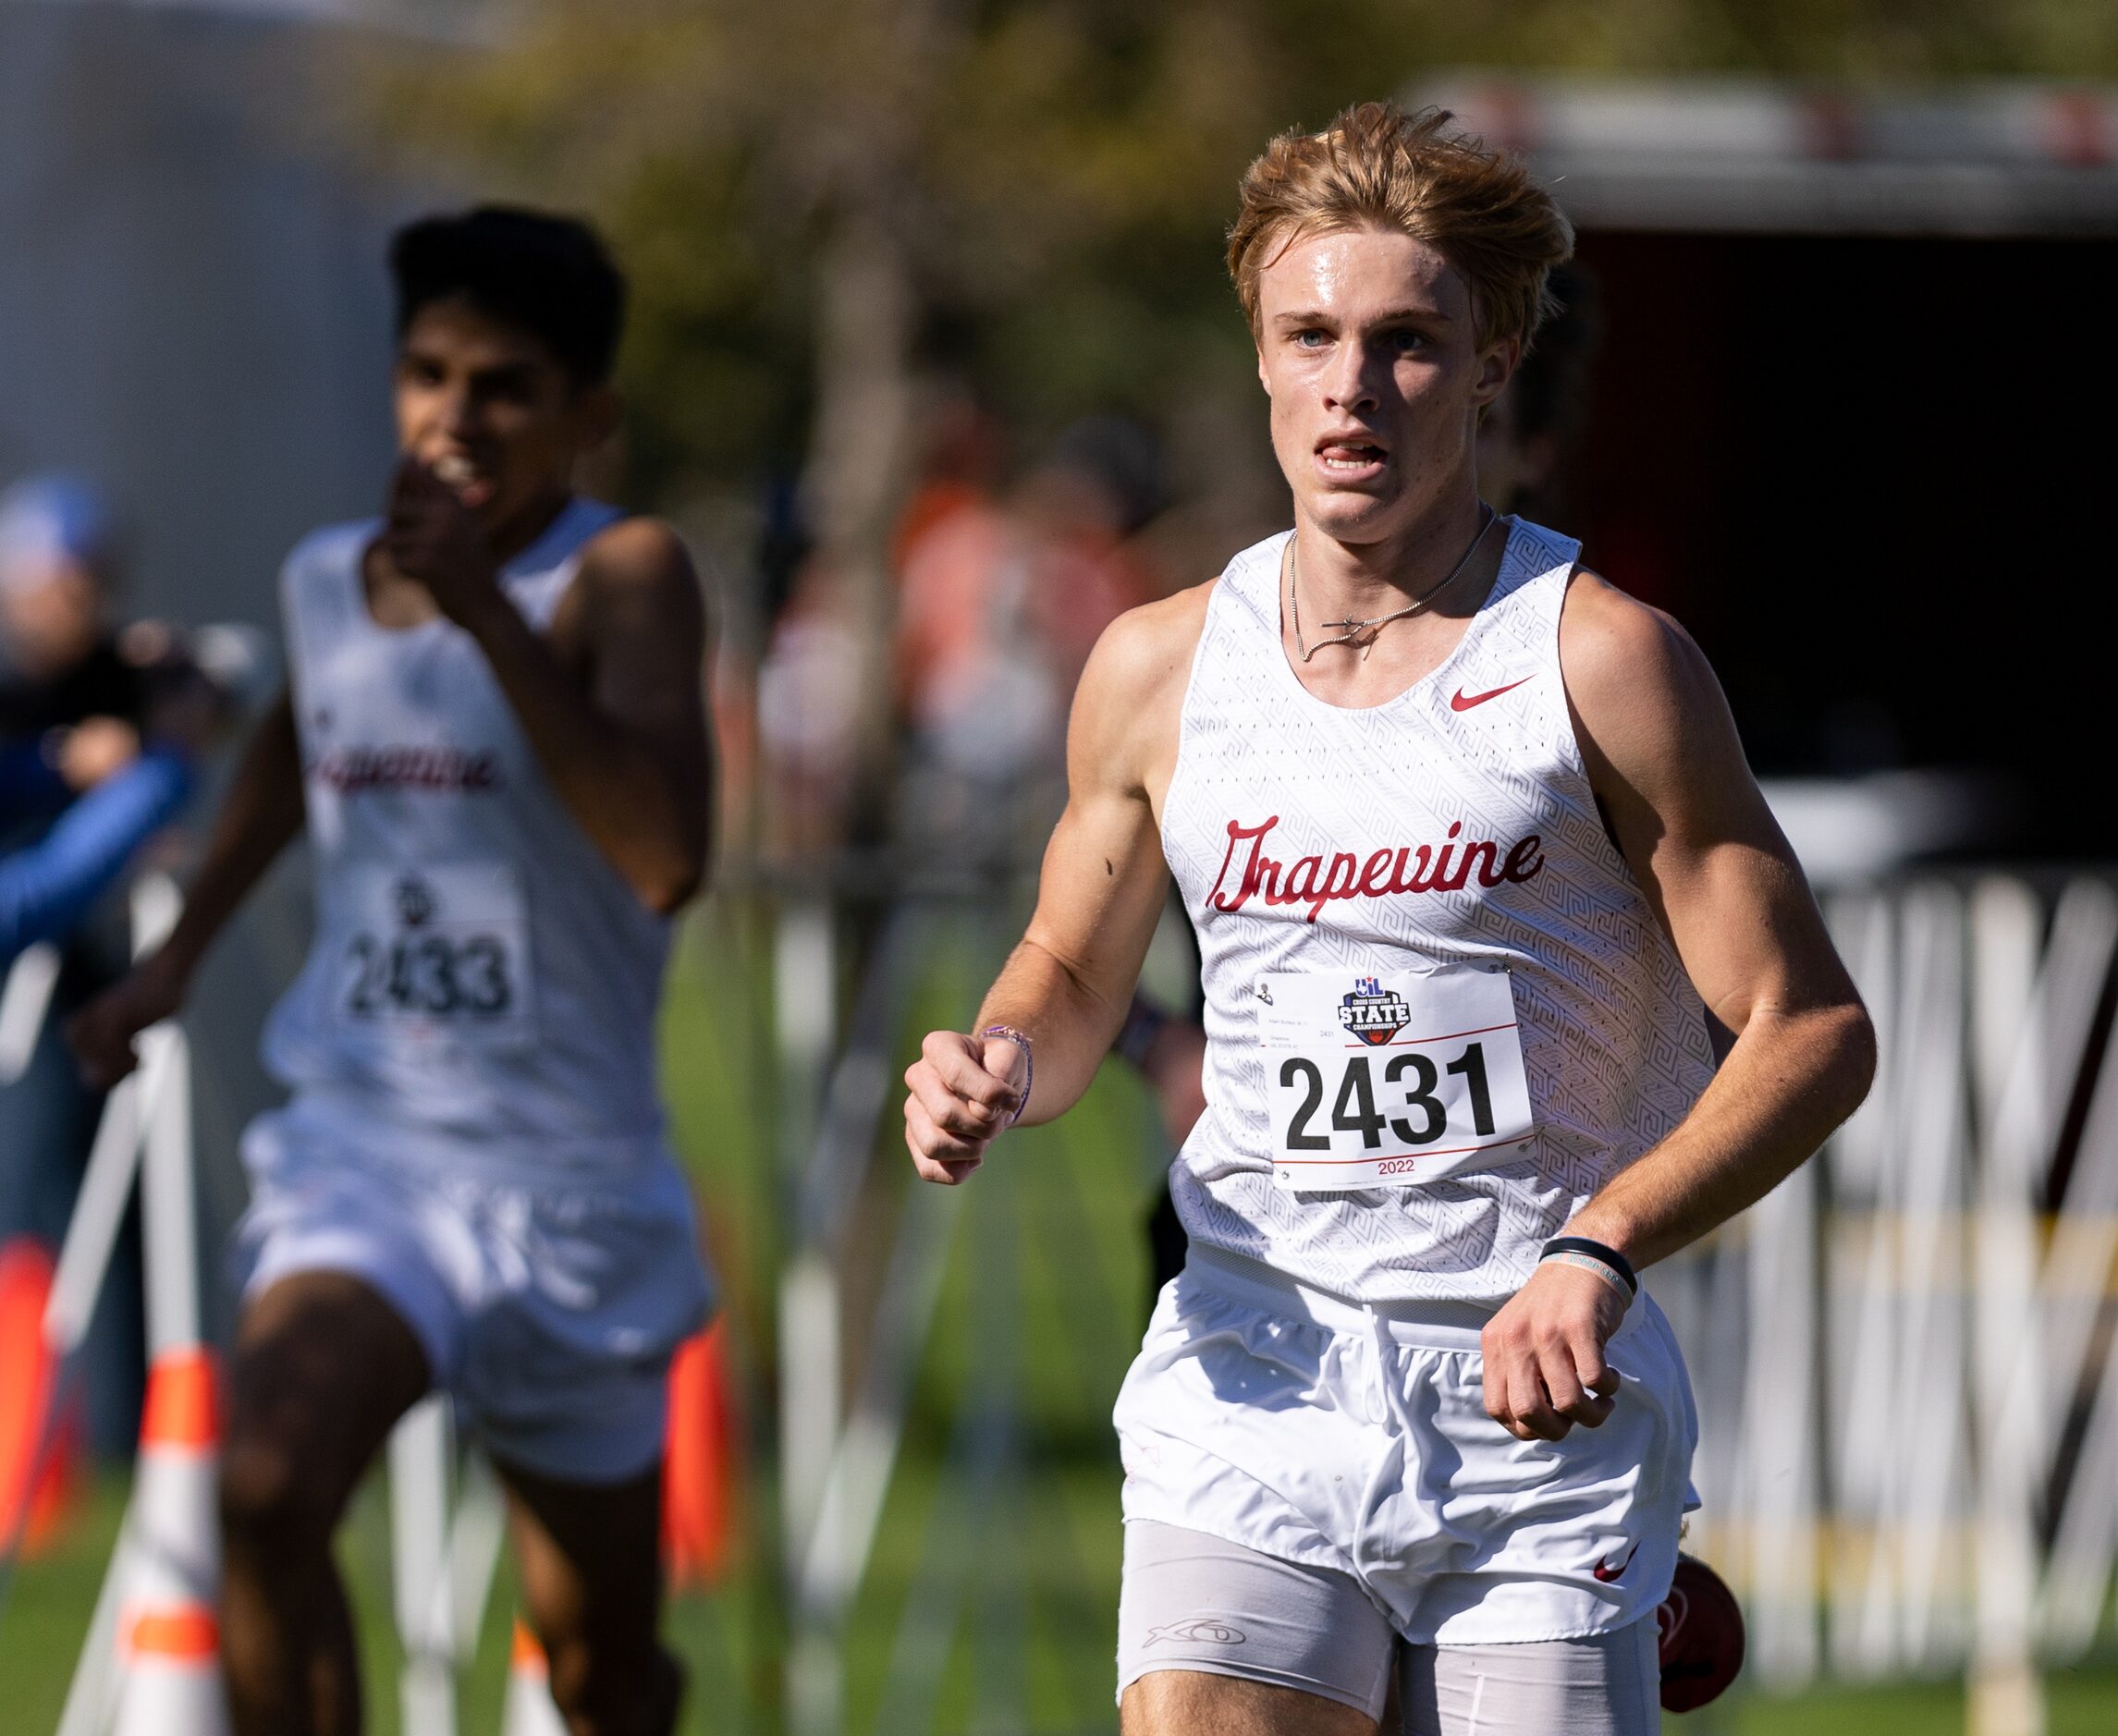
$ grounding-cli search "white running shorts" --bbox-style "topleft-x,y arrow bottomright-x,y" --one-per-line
1118,1520 -> 1660,1731
1113,1245 -> 1697,1650
235,1095 -> 715,1484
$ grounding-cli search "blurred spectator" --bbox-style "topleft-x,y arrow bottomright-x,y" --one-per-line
1474,263 -> 1599,525
1018,415 -> 1165,692
891,412 -> 1163,872
0,473 -> 210,1458
0,475 -> 201,959
0,729 -> 190,961
755,556 -> 868,861
890,387 -> 1006,576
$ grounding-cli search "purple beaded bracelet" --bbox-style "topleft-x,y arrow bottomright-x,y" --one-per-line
981,1025 -> 1034,1125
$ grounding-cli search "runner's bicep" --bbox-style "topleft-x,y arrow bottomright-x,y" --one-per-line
1564,579 -> 1848,1034
1012,604 -> 1189,1019
1620,688 -> 1848,1034
578,535 -> 712,785
1654,835 -> 1851,1039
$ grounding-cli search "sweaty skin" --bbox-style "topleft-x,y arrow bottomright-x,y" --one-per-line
904,228 -> 1872,1454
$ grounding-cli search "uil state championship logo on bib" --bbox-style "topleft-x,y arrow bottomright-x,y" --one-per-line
1338,977 -> 1411,1046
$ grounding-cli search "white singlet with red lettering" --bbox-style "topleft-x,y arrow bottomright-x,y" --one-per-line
261,497 -> 676,1157
1158,518 -> 1717,1304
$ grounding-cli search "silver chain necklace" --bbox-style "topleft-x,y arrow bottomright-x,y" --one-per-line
1289,504 -> 1498,663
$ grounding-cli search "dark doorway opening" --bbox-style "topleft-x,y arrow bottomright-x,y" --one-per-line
1568,231 -> 2117,857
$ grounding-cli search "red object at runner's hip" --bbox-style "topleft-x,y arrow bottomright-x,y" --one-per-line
1658,1553 -> 1745,1713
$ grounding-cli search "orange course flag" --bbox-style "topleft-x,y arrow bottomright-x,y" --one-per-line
0,1235 -> 81,1555
661,1319 -> 740,1587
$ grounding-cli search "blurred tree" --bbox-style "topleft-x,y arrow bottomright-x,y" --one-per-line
374,0 -> 2116,492
365,0 -> 2116,830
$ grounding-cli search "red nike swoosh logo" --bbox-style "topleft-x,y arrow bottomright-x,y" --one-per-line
1450,678 -> 1533,712
1593,1543 -> 1639,1583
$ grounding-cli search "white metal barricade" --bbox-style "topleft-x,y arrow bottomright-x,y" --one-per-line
388,1400 -> 511,1736
777,897 -> 972,1736
1664,872 -> 2118,1736
0,875 -> 535,1734
0,874 -> 203,1733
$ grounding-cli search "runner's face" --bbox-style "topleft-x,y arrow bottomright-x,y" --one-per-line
392,297 -> 612,525
1255,227 -> 1514,546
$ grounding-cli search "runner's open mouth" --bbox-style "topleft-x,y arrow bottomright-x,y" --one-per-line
1318,443 -> 1388,471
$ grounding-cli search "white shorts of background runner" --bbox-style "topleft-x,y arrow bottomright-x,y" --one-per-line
237,1094 -> 714,1483
1113,1244 -> 1696,1671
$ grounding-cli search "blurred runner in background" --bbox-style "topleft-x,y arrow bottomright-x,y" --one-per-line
71,206 -> 714,1736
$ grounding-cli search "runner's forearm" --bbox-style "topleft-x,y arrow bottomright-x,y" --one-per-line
974,936 -> 1135,1126
153,694 -> 303,988
1564,997 -> 1874,1271
451,593 -> 704,911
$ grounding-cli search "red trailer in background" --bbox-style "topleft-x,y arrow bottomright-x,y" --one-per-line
1416,77 -> 2118,859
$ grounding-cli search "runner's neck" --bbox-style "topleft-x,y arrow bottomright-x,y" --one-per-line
1288,487 -> 1495,628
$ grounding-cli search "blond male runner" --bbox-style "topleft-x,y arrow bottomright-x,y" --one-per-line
902,105 -> 1875,1735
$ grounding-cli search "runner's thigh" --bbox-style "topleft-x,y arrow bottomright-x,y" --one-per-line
1400,1618 -> 1659,1736
223,1270 -> 432,1527
1119,1520 -> 1392,1733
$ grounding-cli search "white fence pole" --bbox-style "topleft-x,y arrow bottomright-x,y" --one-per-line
1678,873 -> 2118,1705
390,1398 -> 459,1736
0,942 -> 63,1084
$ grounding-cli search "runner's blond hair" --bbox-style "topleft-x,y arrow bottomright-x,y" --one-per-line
1228,102 -> 1573,354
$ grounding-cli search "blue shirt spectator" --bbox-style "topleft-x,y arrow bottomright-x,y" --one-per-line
0,741 -> 191,963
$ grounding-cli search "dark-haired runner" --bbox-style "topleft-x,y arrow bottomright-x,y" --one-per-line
72,206 -> 713,1736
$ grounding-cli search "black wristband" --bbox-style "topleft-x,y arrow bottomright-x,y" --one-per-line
1112,994 -> 1170,1070
1541,1236 -> 1638,1297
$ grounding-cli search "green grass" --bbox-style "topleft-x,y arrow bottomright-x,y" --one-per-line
1669,1663 -> 2118,1736
4,898 -> 2117,1732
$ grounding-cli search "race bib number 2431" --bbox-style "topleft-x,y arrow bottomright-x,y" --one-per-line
1259,966 -> 1534,1191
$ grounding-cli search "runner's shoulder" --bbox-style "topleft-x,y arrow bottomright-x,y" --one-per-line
569,515 -> 708,647
1076,578 -> 1217,721
283,518 -> 377,574
1560,566 -> 1742,807
1066,580 -> 1214,790
576,514 -> 699,599
1559,566 -> 1720,731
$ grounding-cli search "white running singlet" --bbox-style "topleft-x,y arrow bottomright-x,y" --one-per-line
1158,518 -> 1717,1304
263,497 -> 674,1155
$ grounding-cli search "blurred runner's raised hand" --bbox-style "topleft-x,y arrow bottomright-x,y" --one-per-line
382,456 -> 503,621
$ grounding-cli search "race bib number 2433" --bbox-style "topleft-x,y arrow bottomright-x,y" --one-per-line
1259,966 -> 1534,1191
332,862 -> 532,1045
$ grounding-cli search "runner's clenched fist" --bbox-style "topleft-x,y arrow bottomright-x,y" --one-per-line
903,1029 -> 1030,1184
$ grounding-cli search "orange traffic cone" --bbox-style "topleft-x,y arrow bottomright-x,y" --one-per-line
113,1345 -> 229,1734
662,1320 -> 740,1588
503,1618 -> 569,1736
0,1236 -> 81,1555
